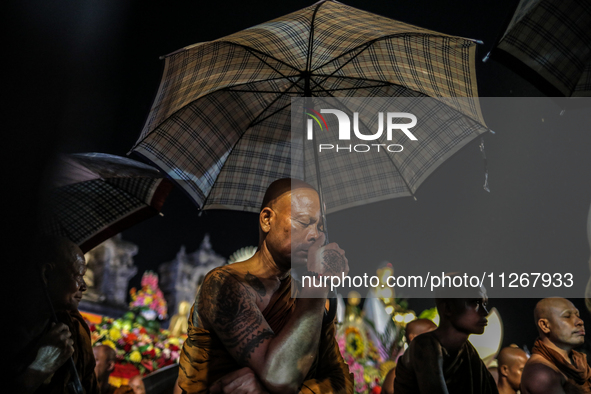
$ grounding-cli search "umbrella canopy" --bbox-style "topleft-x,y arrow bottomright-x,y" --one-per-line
131,0 -> 489,214
40,153 -> 172,253
486,0 -> 591,97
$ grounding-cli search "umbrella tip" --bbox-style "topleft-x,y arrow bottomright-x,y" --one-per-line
482,52 -> 491,62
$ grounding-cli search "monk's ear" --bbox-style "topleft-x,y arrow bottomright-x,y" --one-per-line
440,299 -> 454,318
107,360 -> 115,374
41,262 -> 54,286
537,318 -> 551,334
499,364 -> 509,377
260,207 -> 274,234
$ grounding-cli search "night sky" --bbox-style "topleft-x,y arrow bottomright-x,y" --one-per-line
6,0 -> 591,351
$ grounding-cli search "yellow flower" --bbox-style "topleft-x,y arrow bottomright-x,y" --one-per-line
144,296 -> 153,304
155,348 -> 161,357
168,337 -> 180,346
109,328 -> 122,341
129,351 -> 142,363
102,340 -> 116,350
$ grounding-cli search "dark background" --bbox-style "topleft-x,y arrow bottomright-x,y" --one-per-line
5,0 -> 591,351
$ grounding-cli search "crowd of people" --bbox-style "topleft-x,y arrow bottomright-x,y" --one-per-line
11,178 -> 591,394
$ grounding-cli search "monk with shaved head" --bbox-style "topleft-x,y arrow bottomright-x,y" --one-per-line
382,319 -> 437,394
178,178 -> 353,394
8,236 -> 100,393
496,345 -> 528,394
521,298 -> 590,394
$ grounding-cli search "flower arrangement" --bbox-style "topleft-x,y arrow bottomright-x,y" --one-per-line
337,319 -> 385,393
129,271 -> 168,321
89,315 -> 186,375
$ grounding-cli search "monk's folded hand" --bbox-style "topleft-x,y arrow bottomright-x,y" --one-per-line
306,233 -> 349,278
29,322 -> 75,374
210,367 -> 270,394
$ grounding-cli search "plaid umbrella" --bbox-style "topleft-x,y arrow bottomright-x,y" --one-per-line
131,0 -> 489,214
485,0 -> 591,97
40,153 -> 172,253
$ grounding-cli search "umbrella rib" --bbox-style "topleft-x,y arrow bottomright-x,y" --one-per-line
308,88 -> 418,199
229,43 -> 301,74
312,32 -> 477,79
311,83 -> 395,92
310,41 -> 374,86
353,111 -> 418,199
200,99 -> 293,210
240,45 -> 299,78
246,77 -> 304,129
248,101 -> 293,129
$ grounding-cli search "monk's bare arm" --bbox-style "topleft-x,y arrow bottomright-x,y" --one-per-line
521,363 -> 565,394
198,268 -> 328,394
300,319 -> 354,394
410,335 -> 449,394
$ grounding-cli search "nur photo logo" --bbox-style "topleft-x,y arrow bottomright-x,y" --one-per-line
305,108 -> 418,153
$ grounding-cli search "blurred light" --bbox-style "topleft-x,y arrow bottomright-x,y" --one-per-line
347,291 -> 361,306
385,305 -> 394,314
403,311 -> 416,323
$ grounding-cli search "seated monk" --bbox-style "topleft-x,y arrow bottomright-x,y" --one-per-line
521,297 -> 590,394
178,178 -> 354,394
9,236 -> 99,393
382,318 -> 437,394
394,278 -> 498,394
93,345 -> 133,394
496,345 -> 528,394
128,375 -> 146,394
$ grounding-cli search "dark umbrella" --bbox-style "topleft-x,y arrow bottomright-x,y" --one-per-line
484,0 -> 591,97
39,153 -> 172,253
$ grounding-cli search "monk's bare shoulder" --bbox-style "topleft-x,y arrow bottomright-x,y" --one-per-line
521,361 -> 564,394
196,266 -> 275,365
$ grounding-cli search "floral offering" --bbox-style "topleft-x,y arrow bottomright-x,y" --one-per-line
129,271 -> 168,321
90,314 -> 186,375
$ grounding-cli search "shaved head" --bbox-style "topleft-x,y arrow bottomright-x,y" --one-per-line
533,297 -> 585,350
260,178 -> 316,212
497,345 -> 528,391
94,345 -> 116,363
534,298 -> 577,335
33,235 -> 83,271
405,318 -> 437,343
93,345 -> 116,382
497,345 -> 527,368
258,178 -> 322,267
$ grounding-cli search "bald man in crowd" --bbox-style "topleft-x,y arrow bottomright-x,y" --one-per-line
9,236 -> 99,393
128,375 -> 146,394
382,318 -> 437,394
521,298 -> 591,394
93,345 -> 133,394
496,345 -> 528,394
178,178 -> 353,394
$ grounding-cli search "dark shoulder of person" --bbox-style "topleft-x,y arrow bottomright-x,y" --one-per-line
521,362 -> 563,394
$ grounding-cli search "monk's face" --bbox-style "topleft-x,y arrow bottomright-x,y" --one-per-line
129,375 -> 146,394
544,299 -> 585,348
504,352 -> 528,391
46,242 -> 87,311
93,346 -> 113,380
449,287 -> 489,335
266,187 -> 321,266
